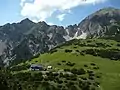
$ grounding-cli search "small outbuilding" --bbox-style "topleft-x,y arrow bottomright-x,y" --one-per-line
47,66 -> 52,70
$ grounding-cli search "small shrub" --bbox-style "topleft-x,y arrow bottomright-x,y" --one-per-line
57,84 -> 62,88
53,72 -> 59,77
93,66 -> 99,70
84,64 -> 88,67
87,40 -> 92,43
89,73 -> 95,76
117,44 -> 120,47
71,68 -> 78,74
46,72 -> 50,76
95,81 -> 100,85
87,70 -> 94,74
44,77 -> 49,81
80,52 -> 85,56
66,77 -> 70,80
76,55 -> 78,56
59,73 -> 64,78
68,81 -> 75,86
90,63 -> 96,66
65,49 -> 72,53
81,77 -> 87,80
57,80 -> 63,84
64,69 -> 70,72
89,76 -> 94,80
61,86 -> 68,90
62,60 -> 66,63
70,85 -> 78,90
80,81 -> 90,90
77,68 -> 86,75
71,68 -> 86,75
93,82 -> 99,87
89,85 -> 96,90
96,75 -> 101,78
74,47 -> 77,48
71,77 -> 77,81
76,50 -> 79,52
57,63 -> 61,65
66,62 -> 75,67
64,80 -> 68,83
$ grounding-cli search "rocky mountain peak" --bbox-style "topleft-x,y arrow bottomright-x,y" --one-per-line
20,18 -> 33,24
78,7 -> 120,39
86,7 -> 120,21
38,21 -> 48,26
98,7 -> 120,14
0,7 -> 120,66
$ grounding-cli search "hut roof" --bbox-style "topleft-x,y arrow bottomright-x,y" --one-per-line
30,64 -> 43,68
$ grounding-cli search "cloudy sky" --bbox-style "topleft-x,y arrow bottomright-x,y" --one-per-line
0,0 -> 120,26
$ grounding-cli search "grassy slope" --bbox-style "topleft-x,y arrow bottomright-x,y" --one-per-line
17,39 -> 120,90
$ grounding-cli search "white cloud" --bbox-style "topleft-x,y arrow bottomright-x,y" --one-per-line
20,0 -> 34,6
20,0 -> 107,22
47,22 -> 55,25
20,0 -> 26,6
57,14 -> 66,21
31,19 -> 38,23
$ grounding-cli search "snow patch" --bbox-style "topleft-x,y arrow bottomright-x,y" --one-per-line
63,31 -> 87,41
117,28 -> 120,32
76,32 -> 87,39
63,35 -> 73,41
48,45 -> 55,50
66,29 -> 69,35
74,31 -> 78,38
73,31 -> 87,39
48,33 -> 53,40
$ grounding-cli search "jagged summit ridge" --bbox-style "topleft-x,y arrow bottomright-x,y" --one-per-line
0,7 -> 120,66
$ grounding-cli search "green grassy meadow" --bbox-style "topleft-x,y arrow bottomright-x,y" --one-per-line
13,39 -> 120,90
